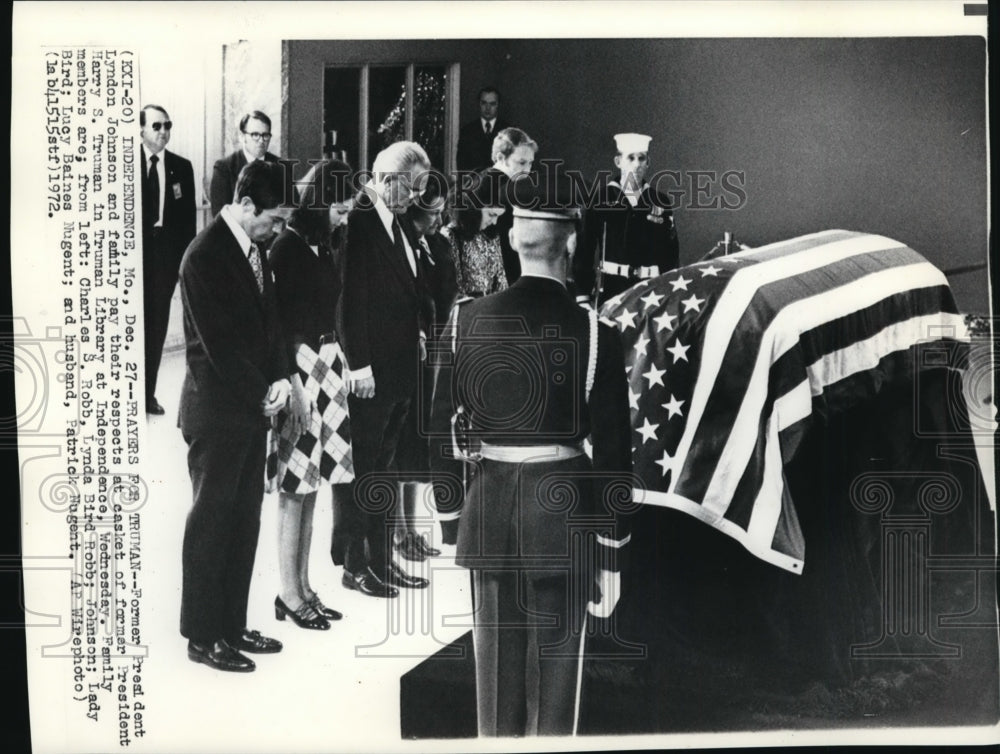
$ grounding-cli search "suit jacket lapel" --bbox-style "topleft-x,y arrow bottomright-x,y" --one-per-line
363,207 -> 417,293
162,151 -> 176,224
215,217 -> 267,311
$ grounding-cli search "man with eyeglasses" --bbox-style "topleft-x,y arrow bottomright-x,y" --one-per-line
209,110 -> 281,216
140,104 -> 196,416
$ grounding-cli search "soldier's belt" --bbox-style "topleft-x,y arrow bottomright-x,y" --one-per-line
600,261 -> 660,279
479,442 -> 585,463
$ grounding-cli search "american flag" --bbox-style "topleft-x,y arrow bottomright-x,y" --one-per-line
600,229 -> 969,573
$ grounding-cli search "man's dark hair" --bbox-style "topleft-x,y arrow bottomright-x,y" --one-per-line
139,104 -> 168,127
239,110 -> 272,133
478,86 -> 500,102
234,160 -> 288,213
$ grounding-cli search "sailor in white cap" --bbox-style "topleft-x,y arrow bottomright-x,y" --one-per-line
573,132 -> 680,306
430,178 -> 632,735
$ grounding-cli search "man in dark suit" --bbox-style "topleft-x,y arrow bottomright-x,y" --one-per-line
140,104 -> 196,416
431,182 -> 633,735
336,141 -> 435,597
178,161 -> 293,672
209,110 -> 281,216
480,126 -> 537,285
455,87 -> 508,173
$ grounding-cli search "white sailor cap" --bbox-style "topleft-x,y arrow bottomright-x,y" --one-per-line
614,132 -> 652,154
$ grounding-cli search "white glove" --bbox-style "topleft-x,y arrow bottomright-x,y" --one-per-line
587,569 -> 621,619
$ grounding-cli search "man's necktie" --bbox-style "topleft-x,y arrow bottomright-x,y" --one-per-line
248,242 -> 264,293
419,237 -> 433,263
147,155 -> 160,227
392,219 -> 416,277
484,121 -> 492,136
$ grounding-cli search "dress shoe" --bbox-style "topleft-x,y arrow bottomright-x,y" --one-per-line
384,560 -> 429,590
393,532 -> 427,562
416,535 -> 441,558
187,639 -> 255,672
307,595 -> 343,621
275,596 -> 330,630
146,397 -> 165,416
342,567 -> 399,598
232,628 -> 283,653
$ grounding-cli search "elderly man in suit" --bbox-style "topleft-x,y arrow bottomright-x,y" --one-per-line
431,180 -> 633,736
456,86 -> 508,173
178,161 -> 293,672
336,141 -> 435,597
209,110 -> 281,216
140,104 -> 196,416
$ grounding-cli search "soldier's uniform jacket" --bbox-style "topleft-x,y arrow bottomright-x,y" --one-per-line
431,275 -> 633,572
573,181 -> 680,305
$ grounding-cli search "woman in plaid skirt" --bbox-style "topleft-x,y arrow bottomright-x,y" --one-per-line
266,159 -> 356,630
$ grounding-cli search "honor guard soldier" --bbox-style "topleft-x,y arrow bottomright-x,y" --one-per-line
573,132 -> 679,306
431,180 -> 633,736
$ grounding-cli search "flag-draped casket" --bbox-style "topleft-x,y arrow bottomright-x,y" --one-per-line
600,229 -> 971,573
579,229 -> 995,729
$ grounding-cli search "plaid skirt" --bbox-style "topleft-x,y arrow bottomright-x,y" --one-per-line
266,341 -> 354,495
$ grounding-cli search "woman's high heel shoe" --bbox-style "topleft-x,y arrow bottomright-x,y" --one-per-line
274,595 -> 330,630
307,595 -> 343,621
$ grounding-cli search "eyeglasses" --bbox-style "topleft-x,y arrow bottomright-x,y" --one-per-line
150,121 -> 172,132
243,132 -> 272,141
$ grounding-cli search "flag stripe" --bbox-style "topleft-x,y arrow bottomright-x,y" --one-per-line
605,231 -> 965,573
667,233 -> 905,500
677,246 -> 924,508
697,261 -> 954,513
722,284 -> 965,530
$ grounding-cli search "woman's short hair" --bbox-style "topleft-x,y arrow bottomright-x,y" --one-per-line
491,127 -> 537,162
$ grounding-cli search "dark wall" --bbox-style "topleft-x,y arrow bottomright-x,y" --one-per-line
497,37 -> 987,312
284,37 -> 988,312
284,39 -> 508,171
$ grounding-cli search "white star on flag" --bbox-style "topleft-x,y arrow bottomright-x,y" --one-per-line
662,394 -> 685,419
616,309 -> 637,330
653,310 -> 677,332
666,339 -> 690,363
640,291 -> 664,310
633,333 -> 650,355
628,387 -> 640,410
654,450 -> 676,477
700,264 -> 722,277
636,418 -> 660,443
682,294 -> 705,313
642,363 -> 666,388
669,275 -> 692,292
